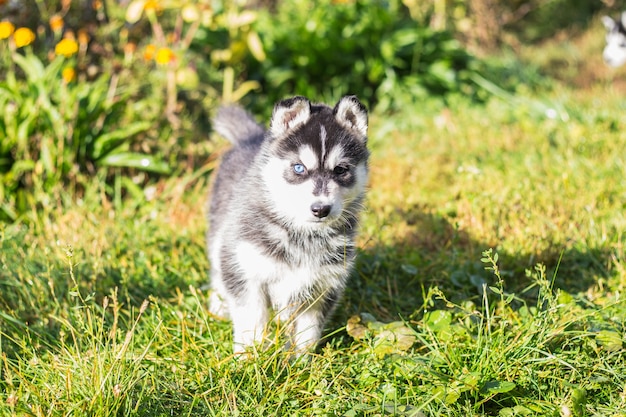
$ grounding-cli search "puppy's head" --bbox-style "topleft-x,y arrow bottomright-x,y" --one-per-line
262,96 -> 369,229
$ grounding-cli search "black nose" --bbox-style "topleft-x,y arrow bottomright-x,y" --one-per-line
311,203 -> 331,218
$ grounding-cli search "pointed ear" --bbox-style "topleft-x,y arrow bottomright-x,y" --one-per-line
269,96 -> 311,138
602,16 -> 616,31
334,95 -> 368,139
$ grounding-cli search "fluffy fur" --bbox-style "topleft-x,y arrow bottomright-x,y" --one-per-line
207,96 -> 369,355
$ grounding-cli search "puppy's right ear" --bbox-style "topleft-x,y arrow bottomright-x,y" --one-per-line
270,96 -> 311,138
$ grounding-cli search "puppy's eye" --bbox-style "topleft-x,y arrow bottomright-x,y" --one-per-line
293,163 -> 306,175
333,165 -> 349,175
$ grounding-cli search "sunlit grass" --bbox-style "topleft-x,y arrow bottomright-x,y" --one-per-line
0,22 -> 626,410
2,83 -> 626,415
2,3 -> 625,415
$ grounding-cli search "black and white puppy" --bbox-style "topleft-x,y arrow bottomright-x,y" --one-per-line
207,96 -> 369,355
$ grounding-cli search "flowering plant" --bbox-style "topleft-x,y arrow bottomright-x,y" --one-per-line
0,13 -> 169,221
0,0 -> 269,222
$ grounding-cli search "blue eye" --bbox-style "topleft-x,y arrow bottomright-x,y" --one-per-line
293,163 -> 306,174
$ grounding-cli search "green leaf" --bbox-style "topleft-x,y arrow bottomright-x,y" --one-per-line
347,314 -> 416,356
433,385 -> 461,405
10,160 -> 35,176
401,264 -> 418,275
99,152 -> 170,174
92,122 -> 151,160
460,372 -> 480,389
247,31 -> 266,62
428,61 -> 455,87
40,138 -> 54,175
0,310 -> 27,328
372,322 -> 416,356
499,405 -> 535,416
505,293 -> 515,304
480,380 -> 516,396
13,54 -> 45,81
596,330 -> 623,352
423,310 -> 452,333
231,80 -> 261,103
489,286 -> 502,295
557,289 -> 574,305
0,202 -> 17,222
16,112 -> 37,151
571,387 -> 587,415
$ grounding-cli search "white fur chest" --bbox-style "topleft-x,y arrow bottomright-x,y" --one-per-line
234,240 -> 351,309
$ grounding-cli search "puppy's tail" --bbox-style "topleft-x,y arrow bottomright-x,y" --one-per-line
212,105 -> 265,144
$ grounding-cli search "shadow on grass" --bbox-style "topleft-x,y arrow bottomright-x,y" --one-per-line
337,205 -> 611,328
0,202 -> 612,357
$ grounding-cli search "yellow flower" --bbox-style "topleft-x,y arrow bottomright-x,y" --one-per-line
49,15 -> 64,32
55,38 -> 79,57
13,27 -> 35,48
143,0 -> 162,12
0,21 -> 14,40
143,44 -> 156,61
155,47 -> 175,65
62,67 -> 75,83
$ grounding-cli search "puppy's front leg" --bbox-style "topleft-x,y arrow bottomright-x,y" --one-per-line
230,291 -> 269,354
290,308 -> 325,354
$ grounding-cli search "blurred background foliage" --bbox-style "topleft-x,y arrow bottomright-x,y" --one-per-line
0,0 -> 619,222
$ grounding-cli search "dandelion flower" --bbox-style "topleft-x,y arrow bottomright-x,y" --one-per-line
62,67 -> 75,83
55,38 -> 79,57
49,15 -> 64,32
143,44 -> 156,61
13,27 -> 35,48
155,47 -> 175,65
0,21 -> 14,40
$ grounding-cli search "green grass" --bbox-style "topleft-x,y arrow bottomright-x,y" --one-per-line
2,77 -> 626,416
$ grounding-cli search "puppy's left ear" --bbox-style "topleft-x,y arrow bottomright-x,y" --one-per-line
334,95 -> 368,140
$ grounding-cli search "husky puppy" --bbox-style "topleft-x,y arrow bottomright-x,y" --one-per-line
207,96 -> 369,355
602,12 -> 626,67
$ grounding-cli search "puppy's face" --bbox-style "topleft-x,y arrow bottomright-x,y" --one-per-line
261,96 -> 369,229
